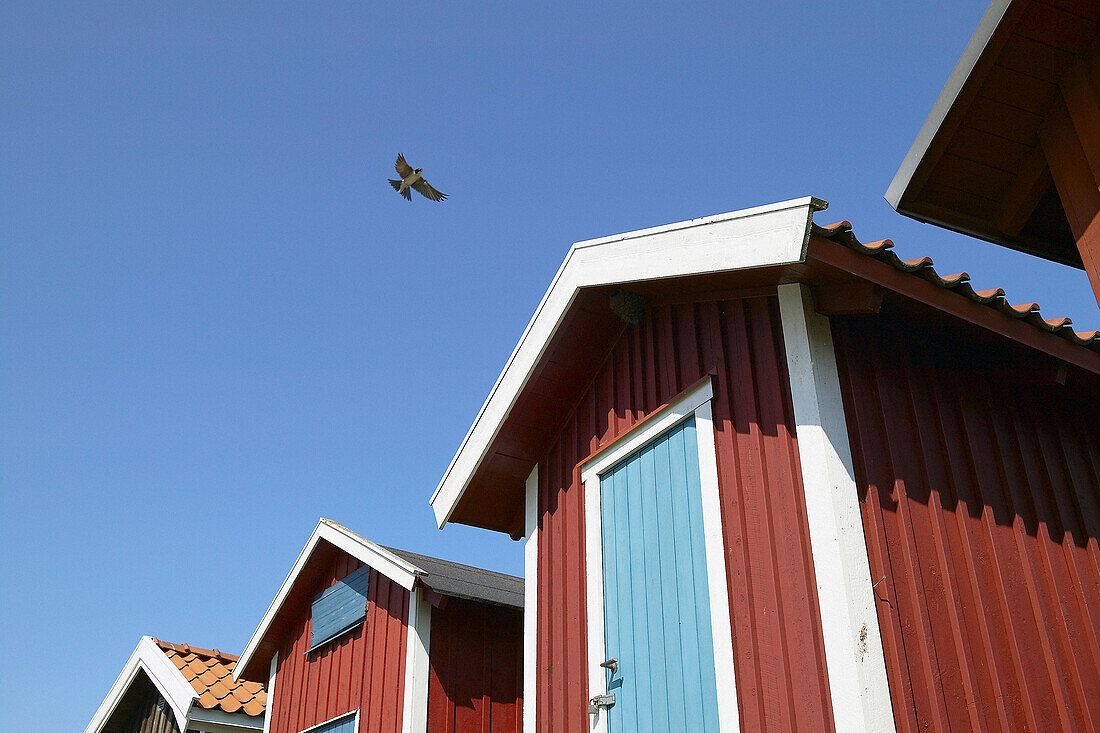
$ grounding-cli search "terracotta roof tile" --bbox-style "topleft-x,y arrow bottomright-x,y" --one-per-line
153,638 -> 267,718
812,221 -> 1100,353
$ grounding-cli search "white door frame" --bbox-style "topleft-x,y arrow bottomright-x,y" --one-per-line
581,378 -> 740,732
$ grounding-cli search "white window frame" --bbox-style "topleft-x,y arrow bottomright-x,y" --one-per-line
581,378 -> 740,732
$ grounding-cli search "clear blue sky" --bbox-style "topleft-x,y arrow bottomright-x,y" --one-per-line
2,2 -> 1096,730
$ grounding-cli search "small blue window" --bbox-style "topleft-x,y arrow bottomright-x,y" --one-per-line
300,711 -> 357,733
310,566 -> 370,651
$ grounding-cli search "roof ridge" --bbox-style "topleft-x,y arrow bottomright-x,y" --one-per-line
382,545 -> 523,581
153,637 -> 240,664
810,222 -> 1100,353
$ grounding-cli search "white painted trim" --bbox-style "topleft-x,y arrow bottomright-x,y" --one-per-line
582,454 -> 608,733
296,709 -> 359,733
261,653 -> 277,733
582,385 -> 740,731
885,0 -> 1011,211
431,197 -> 828,528
83,636 -> 197,733
777,283 -> 896,732
694,399 -> 740,733
188,706 -> 265,731
523,465 -> 539,733
235,519 -> 421,681
402,587 -> 433,733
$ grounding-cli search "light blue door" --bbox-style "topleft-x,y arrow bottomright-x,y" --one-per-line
600,417 -> 721,732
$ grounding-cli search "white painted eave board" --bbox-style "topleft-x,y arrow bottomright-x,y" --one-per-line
188,706 -> 265,731
83,636 -> 197,733
885,0 -> 1012,211
430,196 -> 828,528
234,519 -> 421,681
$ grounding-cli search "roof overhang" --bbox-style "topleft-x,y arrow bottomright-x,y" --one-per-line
429,197 -> 828,531
84,636 -> 198,733
430,196 -> 1100,537
886,0 -> 1099,267
234,518 -> 420,682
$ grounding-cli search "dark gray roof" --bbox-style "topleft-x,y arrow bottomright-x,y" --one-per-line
383,547 -> 524,609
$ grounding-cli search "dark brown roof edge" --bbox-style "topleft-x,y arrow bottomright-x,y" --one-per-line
812,221 -> 1099,353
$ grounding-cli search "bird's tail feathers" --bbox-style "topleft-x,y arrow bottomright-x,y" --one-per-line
388,179 -> 401,191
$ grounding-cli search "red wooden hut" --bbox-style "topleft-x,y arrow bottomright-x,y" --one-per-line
428,195 -> 1100,732
233,519 -> 522,733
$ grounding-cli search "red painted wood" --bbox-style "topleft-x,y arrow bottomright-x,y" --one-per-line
267,552 -> 409,733
426,598 -> 522,733
833,314 -> 1100,731
535,295 -> 834,732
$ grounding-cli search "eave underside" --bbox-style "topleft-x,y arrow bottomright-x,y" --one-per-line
890,0 -> 1100,270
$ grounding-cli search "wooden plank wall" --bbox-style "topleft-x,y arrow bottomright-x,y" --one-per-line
833,315 -> 1100,731
106,671 -> 181,733
535,294 -> 835,732
427,598 -> 523,733
268,553 -> 409,733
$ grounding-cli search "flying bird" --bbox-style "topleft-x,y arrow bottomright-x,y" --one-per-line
389,154 -> 447,202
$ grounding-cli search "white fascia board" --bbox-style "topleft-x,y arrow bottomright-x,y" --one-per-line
234,519 -> 421,681
885,0 -> 1012,210
188,707 -> 265,731
84,636 -> 197,733
430,196 -> 827,528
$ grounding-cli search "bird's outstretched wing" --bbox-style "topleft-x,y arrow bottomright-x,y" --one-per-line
389,179 -> 412,200
394,154 -> 414,179
412,178 -> 447,202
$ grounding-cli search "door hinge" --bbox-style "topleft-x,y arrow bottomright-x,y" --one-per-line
588,693 -> 616,715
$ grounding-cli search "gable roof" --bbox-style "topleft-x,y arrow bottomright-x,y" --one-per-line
234,518 -> 523,682
385,546 -> 524,609
84,636 -> 265,733
429,196 -> 827,531
428,196 -> 1100,535
885,0 -> 1100,267
156,639 -> 267,717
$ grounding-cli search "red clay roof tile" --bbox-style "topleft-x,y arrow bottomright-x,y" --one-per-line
813,221 -> 1100,352
153,638 -> 267,718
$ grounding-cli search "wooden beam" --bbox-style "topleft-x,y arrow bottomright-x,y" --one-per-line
811,282 -> 884,315
1060,57 -> 1100,189
1040,92 -> 1100,306
994,146 -> 1052,237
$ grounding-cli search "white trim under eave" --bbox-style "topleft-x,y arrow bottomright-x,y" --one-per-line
777,283 -> 896,732
885,0 -> 1012,211
234,519 -> 421,682
582,379 -> 739,732
83,636 -> 197,733
188,706 -> 265,732
523,465 -> 539,733
401,586 -> 432,733
431,196 -> 828,528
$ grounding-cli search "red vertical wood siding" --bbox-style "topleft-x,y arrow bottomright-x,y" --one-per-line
426,598 -> 523,733
268,552 -> 409,733
833,315 -> 1100,732
535,295 -> 835,732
